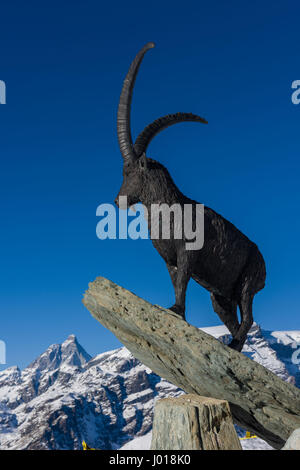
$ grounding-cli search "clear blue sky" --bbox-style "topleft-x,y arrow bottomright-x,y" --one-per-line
1,0 -> 300,369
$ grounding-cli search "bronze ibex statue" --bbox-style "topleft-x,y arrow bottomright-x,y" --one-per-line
115,43 -> 266,351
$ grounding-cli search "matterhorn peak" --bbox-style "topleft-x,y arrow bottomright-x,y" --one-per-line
25,335 -> 92,372
64,334 -> 76,342
60,334 -> 92,367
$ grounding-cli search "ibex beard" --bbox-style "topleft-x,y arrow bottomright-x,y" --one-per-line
114,42 -> 266,352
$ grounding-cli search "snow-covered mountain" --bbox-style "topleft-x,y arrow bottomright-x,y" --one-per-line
0,336 -> 181,450
0,324 -> 299,450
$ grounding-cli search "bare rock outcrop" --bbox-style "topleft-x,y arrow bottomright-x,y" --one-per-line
151,394 -> 242,450
83,276 -> 300,449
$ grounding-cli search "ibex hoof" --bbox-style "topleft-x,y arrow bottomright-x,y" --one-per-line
228,338 -> 243,352
168,304 -> 186,320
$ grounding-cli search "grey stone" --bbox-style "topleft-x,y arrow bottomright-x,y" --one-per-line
151,394 -> 242,450
83,276 -> 300,449
282,428 -> 300,450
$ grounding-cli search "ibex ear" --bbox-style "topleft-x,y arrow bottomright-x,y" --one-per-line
138,152 -> 148,170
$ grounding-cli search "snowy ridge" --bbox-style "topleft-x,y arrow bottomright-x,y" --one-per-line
0,324 -> 299,450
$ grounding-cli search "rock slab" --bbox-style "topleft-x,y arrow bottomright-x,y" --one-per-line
151,394 -> 242,450
83,276 -> 300,449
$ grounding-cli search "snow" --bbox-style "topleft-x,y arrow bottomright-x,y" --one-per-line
240,437 -> 273,450
200,324 -> 230,338
121,431 -> 153,450
269,331 -> 300,346
120,432 -> 274,450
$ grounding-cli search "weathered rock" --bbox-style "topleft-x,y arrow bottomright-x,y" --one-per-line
83,276 -> 300,449
282,428 -> 300,450
151,394 -> 242,450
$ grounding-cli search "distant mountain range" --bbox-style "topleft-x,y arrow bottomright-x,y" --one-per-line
0,323 -> 299,450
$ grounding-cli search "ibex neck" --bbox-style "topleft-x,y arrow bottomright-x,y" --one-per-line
140,180 -> 188,209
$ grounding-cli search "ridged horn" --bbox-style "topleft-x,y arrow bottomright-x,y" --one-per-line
117,42 -> 155,163
134,112 -> 207,157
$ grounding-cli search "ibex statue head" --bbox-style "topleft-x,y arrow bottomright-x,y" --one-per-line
115,42 -> 207,209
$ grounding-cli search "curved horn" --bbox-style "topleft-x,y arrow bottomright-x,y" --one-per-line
134,112 -> 207,157
117,42 -> 155,163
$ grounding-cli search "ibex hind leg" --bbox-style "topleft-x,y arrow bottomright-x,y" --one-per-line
210,293 -> 240,339
230,248 -> 265,352
229,292 -> 254,352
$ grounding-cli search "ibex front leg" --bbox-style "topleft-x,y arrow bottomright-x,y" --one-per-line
167,251 -> 191,320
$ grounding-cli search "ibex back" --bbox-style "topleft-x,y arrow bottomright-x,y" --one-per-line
115,43 -> 266,352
